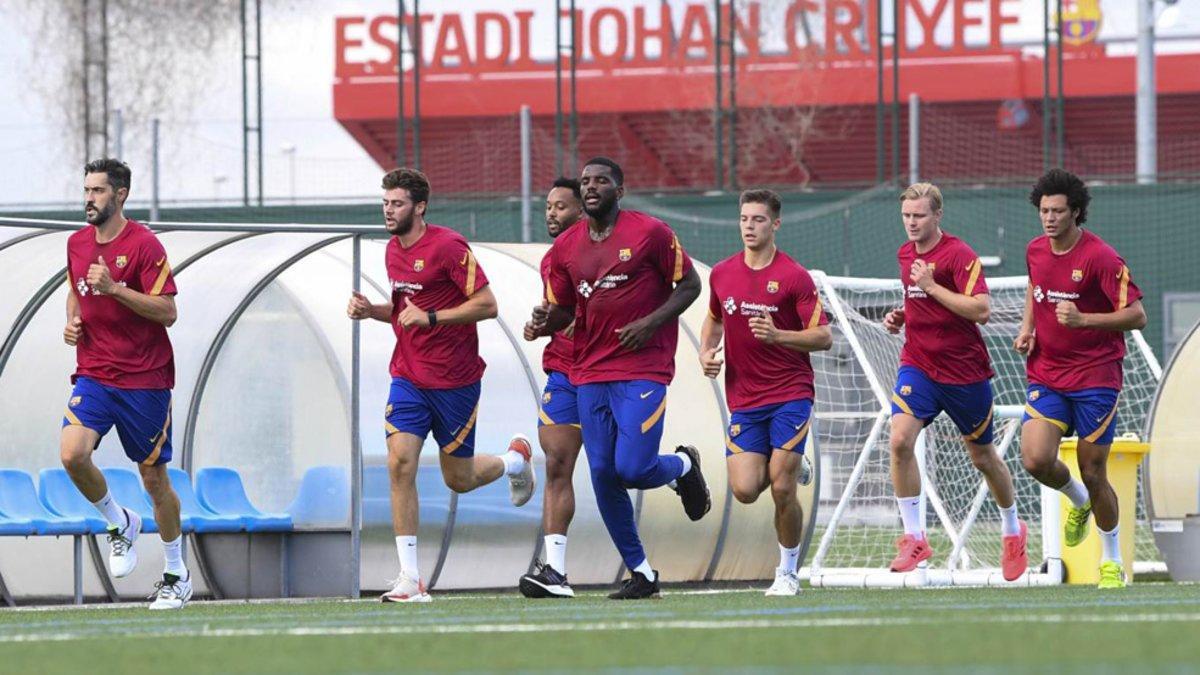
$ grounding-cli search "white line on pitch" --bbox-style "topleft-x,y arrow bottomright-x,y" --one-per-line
2,612 -> 1199,644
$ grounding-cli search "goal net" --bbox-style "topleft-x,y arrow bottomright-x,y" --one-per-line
805,272 -> 1162,587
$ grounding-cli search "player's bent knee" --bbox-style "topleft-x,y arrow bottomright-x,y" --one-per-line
614,462 -> 654,487
1020,452 -> 1054,479
732,486 -> 760,504
442,473 -> 475,494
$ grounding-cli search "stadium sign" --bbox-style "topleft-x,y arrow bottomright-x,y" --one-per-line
336,0 -> 1028,80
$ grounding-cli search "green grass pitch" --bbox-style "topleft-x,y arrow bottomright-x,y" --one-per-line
2,583 -> 1199,673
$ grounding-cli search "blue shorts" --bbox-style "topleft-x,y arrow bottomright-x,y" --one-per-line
726,399 -> 813,456
385,377 -> 480,458
538,371 -> 580,427
62,377 -> 173,465
890,366 -> 995,445
1022,384 -> 1120,445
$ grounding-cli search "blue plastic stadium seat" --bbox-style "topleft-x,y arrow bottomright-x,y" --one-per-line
167,468 -> 243,534
38,469 -> 108,534
100,467 -> 162,534
0,469 -> 91,536
285,465 -> 349,528
361,465 -> 392,527
195,467 -> 292,533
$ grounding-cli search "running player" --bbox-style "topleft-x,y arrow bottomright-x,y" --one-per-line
1015,169 -> 1146,589
883,183 -> 1027,581
61,158 -> 191,610
529,157 -> 710,600
347,168 -> 535,603
699,189 -> 832,596
519,178 -> 585,599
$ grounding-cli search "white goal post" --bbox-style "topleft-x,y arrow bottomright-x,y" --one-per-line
800,272 -> 1163,588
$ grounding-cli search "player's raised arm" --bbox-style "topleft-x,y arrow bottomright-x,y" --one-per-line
1014,282 -> 1036,355
614,227 -> 701,350
410,284 -> 498,327
699,308 -> 724,379
1056,298 -> 1146,331
1054,259 -> 1146,331
910,257 -> 991,325
64,279 -> 83,346
748,312 -> 832,352
346,290 -> 393,322
615,265 -> 700,350
89,250 -> 178,327
529,241 -> 576,337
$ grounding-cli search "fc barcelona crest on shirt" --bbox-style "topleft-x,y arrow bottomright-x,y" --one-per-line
1071,269 -> 1083,282
900,385 -> 911,396
115,255 -> 128,269
618,248 -> 632,262
414,259 -> 425,272
766,280 -> 780,294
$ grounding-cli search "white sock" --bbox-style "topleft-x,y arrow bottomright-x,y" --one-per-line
544,534 -> 567,574
896,495 -> 924,539
395,536 -> 420,580
779,543 -> 801,574
999,503 -> 1020,537
1099,524 -> 1121,564
675,450 -> 693,477
91,490 -> 127,529
502,450 -> 527,477
162,535 -> 186,576
1060,478 -> 1090,509
632,559 -> 656,582
667,480 -> 678,489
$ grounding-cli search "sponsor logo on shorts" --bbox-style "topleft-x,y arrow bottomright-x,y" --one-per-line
899,385 -> 911,396
115,255 -> 128,269
69,396 -> 82,407
1072,269 -> 1083,282
414,259 -> 425,272
639,390 -> 653,399
619,248 -> 632,262
729,424 -> 740,437
767,280 -> 779,294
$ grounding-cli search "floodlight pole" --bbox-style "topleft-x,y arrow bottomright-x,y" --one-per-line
555,0 -> 578,176
1136,0 -> 1157,184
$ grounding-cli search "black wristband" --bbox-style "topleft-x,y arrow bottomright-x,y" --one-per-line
427,310 -> 438,327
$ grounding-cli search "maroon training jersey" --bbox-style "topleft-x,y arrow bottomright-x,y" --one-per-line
707,249 -> 828,411
539,249 -> 574,376
897,232 -> 993,384
67,219 -> 176,389
1025,229 -> 1142,391
386,224 -> 489,389
546,210 -> 693,386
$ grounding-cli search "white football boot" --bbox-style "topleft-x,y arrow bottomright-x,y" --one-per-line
106,508 -> 142,578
